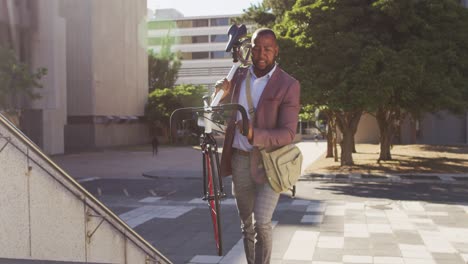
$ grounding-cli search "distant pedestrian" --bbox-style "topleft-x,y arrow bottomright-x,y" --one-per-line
152,136 -> 159,156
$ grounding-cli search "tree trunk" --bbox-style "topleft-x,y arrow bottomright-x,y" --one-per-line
333,134 -> 339,162
340,130 -> 354,165
325,111 -> 336,158
376,107 -> 398,161
352,136 -> 357,153
379,131 -> 392,161
326,120 -> 334,158
335,110 -> 362,166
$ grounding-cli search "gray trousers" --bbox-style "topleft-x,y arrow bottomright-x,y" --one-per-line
231,152 -> 280,264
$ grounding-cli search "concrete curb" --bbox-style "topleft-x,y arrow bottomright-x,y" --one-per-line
301,172 -> 468,185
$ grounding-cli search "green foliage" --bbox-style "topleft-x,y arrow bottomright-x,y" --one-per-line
264,0 -> 297,18
237,3 -> 276,27
237,0 -> 296,27
278,0 -> 468,115
148,35 -> 181,92
148,20 -> 176,30
275,0 -> 468,162
298,104 -> 316,122
148,36 -> 177,46
279,0 -> 380,111
299,104 -> 328,134
0,46 -> 47,112
145,84 -> 207,128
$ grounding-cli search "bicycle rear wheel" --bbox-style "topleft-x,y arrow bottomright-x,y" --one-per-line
205,150 -> 223,256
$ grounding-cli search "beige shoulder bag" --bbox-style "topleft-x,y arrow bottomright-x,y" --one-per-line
245,71 -> 303,193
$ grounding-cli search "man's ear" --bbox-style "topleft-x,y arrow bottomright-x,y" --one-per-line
275,50 -> 280,63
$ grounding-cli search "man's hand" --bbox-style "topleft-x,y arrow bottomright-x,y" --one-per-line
214,78 -> 231,101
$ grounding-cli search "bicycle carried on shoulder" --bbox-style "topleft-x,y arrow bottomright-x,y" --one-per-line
170,101 -> 248,256
170,24 -> 251,256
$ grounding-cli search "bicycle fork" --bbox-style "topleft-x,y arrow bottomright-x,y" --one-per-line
201,134 -> 226,201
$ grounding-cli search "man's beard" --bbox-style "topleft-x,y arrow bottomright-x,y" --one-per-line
253,61 -> 276,76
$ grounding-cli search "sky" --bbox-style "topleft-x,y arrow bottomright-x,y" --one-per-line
147,0 -> 262,17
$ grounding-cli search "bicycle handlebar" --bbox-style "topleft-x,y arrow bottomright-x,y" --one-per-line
170,103 -> 249,138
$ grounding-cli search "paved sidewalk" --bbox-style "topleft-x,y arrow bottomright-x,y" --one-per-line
52,141 -> 468,264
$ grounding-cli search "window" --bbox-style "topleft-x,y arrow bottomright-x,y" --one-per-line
193,19 -> 209,27
180,36 -> 192,44
211,51 -> 230,59
210,17 -> 229,26
192,35 -> 209,43
211,34 -> 229,43
182,52 -> 210,60
192,52 -> 210,59
176,20 -> 192,28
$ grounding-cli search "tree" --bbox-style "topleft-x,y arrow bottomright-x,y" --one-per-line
0,46 -> 47,125
145,84 -> 207,141
237,2 -> 276,27
148,35 -> 181,92
277,0 -> 468,165
368,0 -> 468,161
237,0 -> 296,27
277,0 -> 381,165
264,0 -> 297,19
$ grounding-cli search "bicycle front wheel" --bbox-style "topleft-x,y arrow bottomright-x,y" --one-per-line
205,150 -> 223,256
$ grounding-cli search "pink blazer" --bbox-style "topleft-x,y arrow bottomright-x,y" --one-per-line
219,66 -> 301,183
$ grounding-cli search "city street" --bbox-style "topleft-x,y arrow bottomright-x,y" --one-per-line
77,177 -> 468,264
52,142 -> 468,264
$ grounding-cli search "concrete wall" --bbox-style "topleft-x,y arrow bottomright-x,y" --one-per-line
64,122 -> 149,151
355,111 -> 468,145
28,0 -> 67,155
0,114 -> 171,263
0,1 -> 67,155
62,0 -> 150,151
354,113 -> 380,144
61,0 -> 95,116
2,1 -> 150,154
418,111 -> 466,145
92,0 -> 148,116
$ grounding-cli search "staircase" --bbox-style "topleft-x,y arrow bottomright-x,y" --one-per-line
0,114 -> 172,264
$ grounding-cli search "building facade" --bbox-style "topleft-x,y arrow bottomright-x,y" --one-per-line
1,0 -> 149,154
148,9 -> 254,90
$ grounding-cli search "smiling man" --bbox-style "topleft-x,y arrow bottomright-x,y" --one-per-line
214,28 -> 301,264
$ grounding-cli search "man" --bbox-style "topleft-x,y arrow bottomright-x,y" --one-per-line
214,28 -> 300,264
152,136 -> 159,156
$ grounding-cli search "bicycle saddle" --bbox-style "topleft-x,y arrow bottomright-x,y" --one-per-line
225,24 -> 247,52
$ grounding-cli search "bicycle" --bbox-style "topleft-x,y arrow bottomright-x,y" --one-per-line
170,102 -> 248,256
169,24 -> 251,256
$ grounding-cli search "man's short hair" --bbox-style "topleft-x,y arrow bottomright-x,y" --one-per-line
252,28 -> 277,42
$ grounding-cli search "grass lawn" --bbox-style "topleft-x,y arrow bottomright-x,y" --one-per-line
305,144 -> 468,175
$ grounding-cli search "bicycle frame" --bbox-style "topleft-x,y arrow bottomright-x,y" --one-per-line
170,102 -> 248,256
168,23 -> 251,257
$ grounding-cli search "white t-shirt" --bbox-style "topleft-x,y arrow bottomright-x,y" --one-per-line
232,64 -> 277,151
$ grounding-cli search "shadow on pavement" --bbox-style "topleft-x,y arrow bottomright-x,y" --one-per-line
315,182 -> 468,204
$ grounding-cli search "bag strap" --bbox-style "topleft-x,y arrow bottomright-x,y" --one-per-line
245,71 -> 264,151
245,71 -> 255,121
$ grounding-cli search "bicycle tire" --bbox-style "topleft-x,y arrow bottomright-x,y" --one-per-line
205,150 -> 223,256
